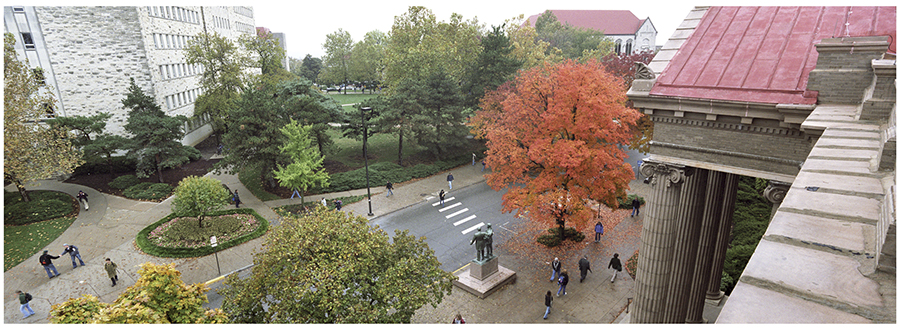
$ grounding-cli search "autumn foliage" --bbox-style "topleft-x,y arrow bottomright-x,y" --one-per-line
470,59 -> 641,242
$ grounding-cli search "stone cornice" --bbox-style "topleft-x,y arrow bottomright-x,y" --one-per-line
649,116 -> 805,138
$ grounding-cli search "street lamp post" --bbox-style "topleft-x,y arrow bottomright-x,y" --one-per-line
361,106 -> 374,216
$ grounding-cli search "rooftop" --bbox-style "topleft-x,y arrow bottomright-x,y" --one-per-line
525,10 -> 647,35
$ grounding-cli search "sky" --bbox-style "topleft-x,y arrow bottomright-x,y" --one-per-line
252,0 -> 698,60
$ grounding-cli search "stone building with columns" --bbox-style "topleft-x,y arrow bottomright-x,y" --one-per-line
3,6 -> 257,146
627,6 -> 895,323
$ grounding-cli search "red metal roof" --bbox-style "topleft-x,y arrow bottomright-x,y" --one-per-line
650,6 -> 897,105
525,10 -> 645,35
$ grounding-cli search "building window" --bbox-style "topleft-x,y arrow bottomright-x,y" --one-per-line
42,103 -> 55,118
33,68 -> 45,85
21,33 -> 35,50
13,7 -> 25,13
625,39 -> 633,54
614,39 -> 622,55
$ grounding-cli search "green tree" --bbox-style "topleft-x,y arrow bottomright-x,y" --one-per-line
462,24 -> 522,107
534,10 -> 611,60
383,6 -> 483,89
349,30 -> 387,93
219,207 -> 455,323
46,113 -> 129,173
241,27 -> 289,78
273,120 -> 329,205
505,15 -> 564,70
409,70 -> 469,159
122,78 -> 192,183
171,176 -> 231,228
273,78 -> 344,155
49,262 -> 229,323
296,54 -> 323,83
4,33 -> 83,202
185,32 -> 246,143
320,29 -> 354,93
371,84 -> 421,166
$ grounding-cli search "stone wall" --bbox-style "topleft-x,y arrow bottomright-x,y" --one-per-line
36,6 -> 152,137
807,37 -> 892,105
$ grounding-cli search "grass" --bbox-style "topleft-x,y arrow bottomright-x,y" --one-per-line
4,215 -> 77,272
136,208 -> 269,258
328,130 -> 427,169
273,195 -> 366,218
238,165 -> 282,202
326,93 -> 380,112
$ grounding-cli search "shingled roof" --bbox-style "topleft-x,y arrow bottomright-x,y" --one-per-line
650,6 -> 897,105
525,10 -> 646,35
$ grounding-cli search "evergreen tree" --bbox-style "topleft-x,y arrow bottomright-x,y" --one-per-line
462,24 -> 522,108
122,78 -> 192,183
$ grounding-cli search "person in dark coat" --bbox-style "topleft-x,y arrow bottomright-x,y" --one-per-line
17,290 -> 35,319
61,243 -> 85,268
447,173 -> 454,190
386,181 -> 393,196
76,190 -> 89,210
578,256 -> 592,282
233,189 -> 241,208
543,290 -> 553,319
39,250 -> 60,278
550,257 -> 561,281
439,189 -> 446,206
609,253 -> 623,283
556,270 -> 569,296
631,197 -> 641,217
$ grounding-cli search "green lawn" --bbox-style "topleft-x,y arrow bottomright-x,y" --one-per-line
4,215 -> 77,272
326,93 -> 379,112
327,129 -> 427,169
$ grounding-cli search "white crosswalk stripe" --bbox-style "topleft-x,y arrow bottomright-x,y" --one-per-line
438,202 -> 462,212
445,208 -> 469,219
461,222 -> 486,235
431,197 -> 455,206
453,214 -> 477,226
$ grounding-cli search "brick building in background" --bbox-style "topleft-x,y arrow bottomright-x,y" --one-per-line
4,6 -> 258,146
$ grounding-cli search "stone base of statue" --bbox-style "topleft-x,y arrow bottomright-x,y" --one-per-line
453,255 -> 517,299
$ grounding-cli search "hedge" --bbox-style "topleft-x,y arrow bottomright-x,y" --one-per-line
109,174 -> 141,190
136,208 -> 269,258
4,191 -> 77,226
320,153 -> 470,193
124,182 -> 174,201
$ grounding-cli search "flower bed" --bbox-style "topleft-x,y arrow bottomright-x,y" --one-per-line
137,208 -> 268,258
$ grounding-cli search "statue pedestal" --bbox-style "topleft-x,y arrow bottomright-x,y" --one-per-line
453,256 -> 517,299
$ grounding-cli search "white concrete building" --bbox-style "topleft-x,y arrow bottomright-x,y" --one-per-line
4,6 -> 257,146
526,9 -> 658,55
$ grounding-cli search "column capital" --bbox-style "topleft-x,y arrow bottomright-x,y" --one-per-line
639,159 -> 693,187
763,180 -> 791,204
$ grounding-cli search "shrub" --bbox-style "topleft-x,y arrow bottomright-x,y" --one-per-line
537,226 -> 585,247
625,250 -> 639,279
109,174 -> 141,190
720,271 -> 736,294
617,194 -> 645,209
183,145 -> 201,161
124,183 -> 173,201
136,208 -> 269,258
171,176 -> 230,228
72,156 -> 137,175
4,191 -> 76,225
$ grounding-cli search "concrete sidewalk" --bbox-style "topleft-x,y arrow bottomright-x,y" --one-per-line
4,158 -> 664,324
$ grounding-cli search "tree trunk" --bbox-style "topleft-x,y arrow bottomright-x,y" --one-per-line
397,131 -> 404,166
198,214 -> 204,228
15,178 -> 30,202
155,153 -> 165,183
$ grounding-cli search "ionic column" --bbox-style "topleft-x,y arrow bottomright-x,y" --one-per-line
705,172 -> 739,304
685,170 -> 726,323
632,160 -> 693,323
662,168 -> 708,323
764,180 -> 790,220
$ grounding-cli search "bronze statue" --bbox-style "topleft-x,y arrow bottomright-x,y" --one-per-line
470,227 -> 487,261
485,223 -> 494,258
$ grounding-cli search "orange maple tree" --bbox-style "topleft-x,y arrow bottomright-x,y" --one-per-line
470,59 -> 641,242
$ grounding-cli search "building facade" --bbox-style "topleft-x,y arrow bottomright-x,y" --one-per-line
4,6 -> 257,146
525,9 -> 658,55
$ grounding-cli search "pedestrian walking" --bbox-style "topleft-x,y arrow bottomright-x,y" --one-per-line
61,243 -> 85,268
290,189 -> 301,199
451,313 -> 466,324
472,153 -> 476,166
447,172 -> 454,190
335,200 -> 343,211
386,181 -> 393,196
39,250 -> 60,279
321,197 -> 327,207
631,197 -> 641,217
16,290 -> 35,319
105,258 -> 119,286
578,256 -> 592,282
439,189 -> 446,206
76,190 -> 89,210
481,160 -> 486,172
609,253 -> 623,283
233,189 -> 241,208
594,221 -> 604,242
550,257 -> 561,281
556,270 -> 569,296
543,290 -> 553,319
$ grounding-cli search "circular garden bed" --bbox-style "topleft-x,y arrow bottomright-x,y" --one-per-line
136,208 -> 269,258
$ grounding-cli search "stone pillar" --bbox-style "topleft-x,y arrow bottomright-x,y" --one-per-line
764,180 -> 790,220
632,160 -> 693,323
662,168 -> 708,323
685,170 -> 726,323
705,173 -> 739,305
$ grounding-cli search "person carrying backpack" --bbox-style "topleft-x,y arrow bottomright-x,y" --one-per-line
77,190 -> 89,210
386,181 -> 393,196
61,243 -> 85,268
39,250 -> 60,279
609,253 -> 623,283
17,290 -> 35,319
